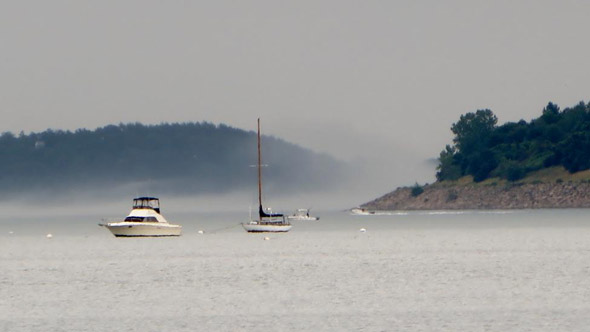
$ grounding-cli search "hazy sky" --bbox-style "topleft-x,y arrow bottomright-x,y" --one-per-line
2,1 -> 590,198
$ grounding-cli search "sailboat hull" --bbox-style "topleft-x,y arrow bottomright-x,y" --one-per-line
242,222 -> 292,233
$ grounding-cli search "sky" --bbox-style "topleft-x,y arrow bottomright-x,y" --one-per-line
2,1 -> 590,201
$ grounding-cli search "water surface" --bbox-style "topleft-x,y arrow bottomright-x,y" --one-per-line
2,209 -> 590,331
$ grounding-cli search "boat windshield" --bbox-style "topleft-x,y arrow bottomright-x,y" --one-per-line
132,197 -> 160,212
124,216 -> 159,222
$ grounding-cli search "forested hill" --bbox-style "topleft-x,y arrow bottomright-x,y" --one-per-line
360,100 -> 590,211
436,101 -> 590,182
0,122 -> 345,197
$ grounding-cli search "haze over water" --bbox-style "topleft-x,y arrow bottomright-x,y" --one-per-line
2,208 -> 590,331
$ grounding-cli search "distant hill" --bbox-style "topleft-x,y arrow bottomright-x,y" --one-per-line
0,122 -> 346,198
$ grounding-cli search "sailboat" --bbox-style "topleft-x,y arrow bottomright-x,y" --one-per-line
242,118 -> 292,233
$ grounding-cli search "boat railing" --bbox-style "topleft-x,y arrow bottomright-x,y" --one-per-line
100,217 -> 123,224
257,216 -> 290,225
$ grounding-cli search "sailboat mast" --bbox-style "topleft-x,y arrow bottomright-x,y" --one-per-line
257,118 -> 262,210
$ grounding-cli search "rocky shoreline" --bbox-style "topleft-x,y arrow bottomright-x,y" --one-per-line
361,182 -> 590,211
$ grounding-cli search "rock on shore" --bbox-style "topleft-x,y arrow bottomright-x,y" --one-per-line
361,182 -> 590,210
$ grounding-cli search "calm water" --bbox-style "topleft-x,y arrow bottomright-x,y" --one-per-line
2,209 -> 590,331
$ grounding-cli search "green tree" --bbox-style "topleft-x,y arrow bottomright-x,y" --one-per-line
468,149 -> 498,182
451,109 -> 498,155
541,102 -> 560,124
436,145 -> 462,181
411,182 -> 424,197
561,132 -> 590,172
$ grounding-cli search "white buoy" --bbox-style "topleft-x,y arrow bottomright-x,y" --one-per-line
263,236 -> 270,241
359,228 -> 367,233
8,231 -> 14,235
46,233 -> 53,239
197,230 -> 204,234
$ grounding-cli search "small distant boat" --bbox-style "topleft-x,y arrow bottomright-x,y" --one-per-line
287,208 -> 319,221
100,197 -> 182,237
350,208 -> 375,215
242,118 -> 292,233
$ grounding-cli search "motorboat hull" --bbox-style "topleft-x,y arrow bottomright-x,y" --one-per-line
104,222 -> 182,237
350,208 -> 375,215
242,222 -> 292,233
287,209 -> 319,221
287,216 -> 319,221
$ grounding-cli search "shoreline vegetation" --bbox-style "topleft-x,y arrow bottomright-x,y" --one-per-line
361,100 -> 590,211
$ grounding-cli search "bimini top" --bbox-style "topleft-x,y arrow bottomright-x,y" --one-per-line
133,197 -> 161,213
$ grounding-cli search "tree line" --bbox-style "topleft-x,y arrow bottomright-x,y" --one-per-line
436,101 -> 590,182
0,122 -> 344,197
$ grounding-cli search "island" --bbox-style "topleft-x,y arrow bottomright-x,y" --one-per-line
360,101 -> 590,211
0,122 -> 345,198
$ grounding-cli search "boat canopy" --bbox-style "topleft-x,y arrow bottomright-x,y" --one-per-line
294,209 -> 310,216
133,197 -> 161,213
259,205 -> 283,219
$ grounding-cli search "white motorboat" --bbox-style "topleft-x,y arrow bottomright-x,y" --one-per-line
100,197 -> 182,237
287,208 -> 319,221
242,118 -> 292,233
350,208 -> 375,215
